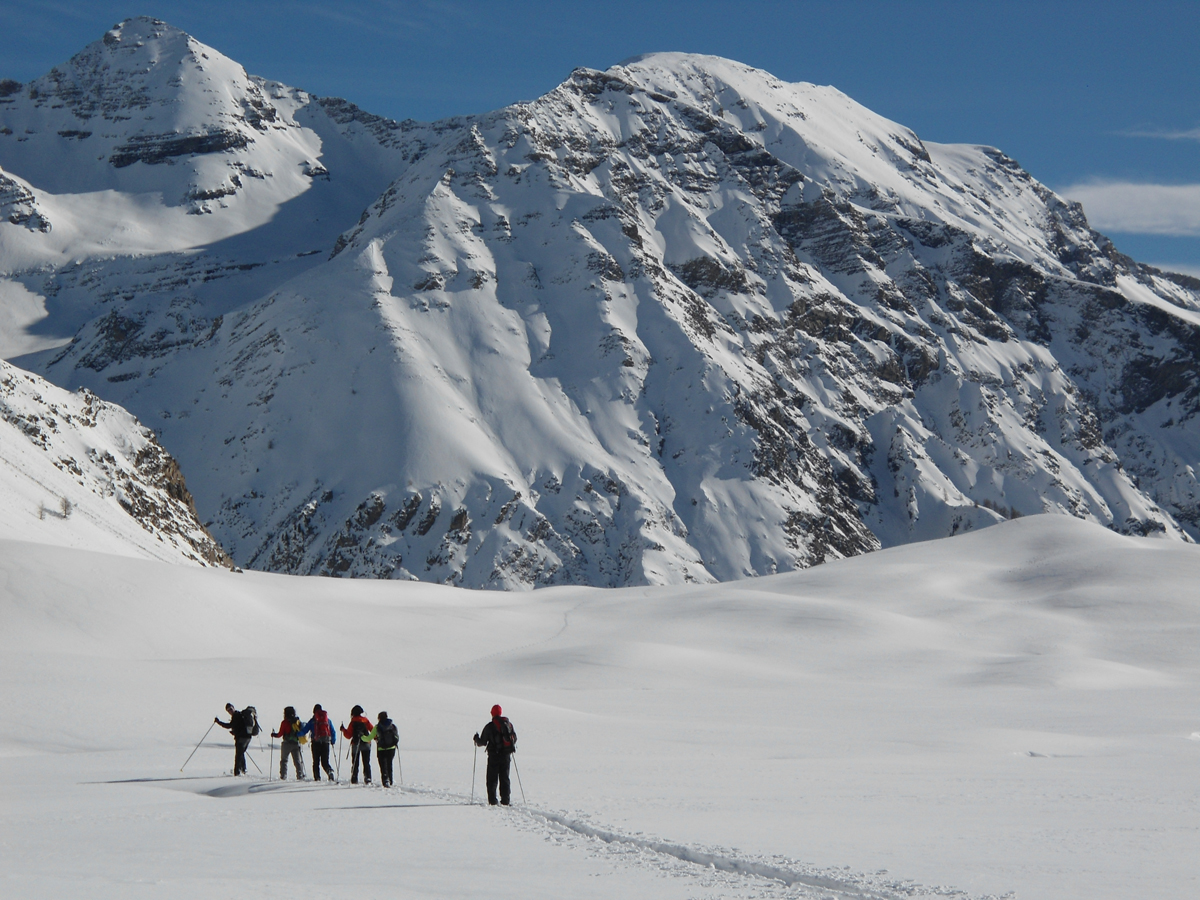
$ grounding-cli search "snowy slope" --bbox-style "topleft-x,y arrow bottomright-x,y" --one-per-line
0,358 -> 230,565
3,26 -> 1199,587
1,515 -> 1197,899
0,17 -> 415,357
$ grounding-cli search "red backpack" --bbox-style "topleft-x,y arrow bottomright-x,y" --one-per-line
313,711 -> 332,740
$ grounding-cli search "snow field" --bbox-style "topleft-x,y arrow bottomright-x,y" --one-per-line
1,514 -> 1197,898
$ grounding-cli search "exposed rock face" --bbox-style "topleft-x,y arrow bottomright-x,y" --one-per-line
108,130 -> 251,169
2,32 -> 1198,587
0,359 -> 233,567
0,167 -> 49,232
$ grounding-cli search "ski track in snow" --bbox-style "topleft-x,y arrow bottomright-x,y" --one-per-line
515,805 -> 1009,900
279,778 -> 1010,900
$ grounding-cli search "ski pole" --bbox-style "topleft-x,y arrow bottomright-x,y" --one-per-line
245,747 -> 263,775
470,743 -> 477,804
269,738 -> 274,782
397,746 -> 404,786
512,755 -> 526,805
335,739 -> 341,782
181,721 -> 216,772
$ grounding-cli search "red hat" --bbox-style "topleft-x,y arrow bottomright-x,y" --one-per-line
490,704 -> 502,717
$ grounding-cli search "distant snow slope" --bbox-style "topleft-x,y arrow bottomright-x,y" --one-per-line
1,515 -> 1196,900
3,20 -> 1199,587
0,358 -> 230,565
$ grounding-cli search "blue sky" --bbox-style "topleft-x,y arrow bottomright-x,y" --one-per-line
4,0 -> 1198,274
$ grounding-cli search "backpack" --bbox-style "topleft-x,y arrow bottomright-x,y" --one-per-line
352,718 -> 372,740
243,707 -> 260,737
497,716 -> 516,753
313,712 -> 332,740
379,719 -> 399,748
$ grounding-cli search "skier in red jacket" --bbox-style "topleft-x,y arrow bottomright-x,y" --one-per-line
340,705 -> 374,784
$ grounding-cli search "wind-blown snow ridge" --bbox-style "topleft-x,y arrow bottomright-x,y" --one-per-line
2,24 -> 1199,586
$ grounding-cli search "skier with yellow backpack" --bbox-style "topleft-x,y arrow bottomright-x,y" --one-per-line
271,706 -> 308,780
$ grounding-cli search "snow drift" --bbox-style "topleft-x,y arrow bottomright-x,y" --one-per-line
1,515 -> 1196,899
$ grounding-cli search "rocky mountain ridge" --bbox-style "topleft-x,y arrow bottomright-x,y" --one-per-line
0,357 -> 232,566
1,20 -> 1197,585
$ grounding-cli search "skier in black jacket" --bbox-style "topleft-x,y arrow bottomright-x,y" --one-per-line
473,704 -> 516,805
214,703 -> 258,776
375,711 -> 399,788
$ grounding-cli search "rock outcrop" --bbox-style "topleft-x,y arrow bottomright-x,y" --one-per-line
0,359 -> 233,566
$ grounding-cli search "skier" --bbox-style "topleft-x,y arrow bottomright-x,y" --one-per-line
298,704 -> 337,782
375,710 -> 399,788
271,706 -> 307,781
473,704 -> 517,805
214,702 -> 259,776
340,705 -> 374,784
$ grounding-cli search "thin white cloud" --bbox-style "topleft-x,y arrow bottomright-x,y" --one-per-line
1059,180 -> 1200,237
1120,127 -> 1200,141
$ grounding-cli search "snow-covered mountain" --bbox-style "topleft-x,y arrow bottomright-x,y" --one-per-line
2,19 -> 1198,586
0,358 -> 231,566
0,17 -> 413,356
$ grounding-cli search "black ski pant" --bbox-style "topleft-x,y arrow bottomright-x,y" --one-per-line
486,752 -> 511,805
233,736 -> 251,776
377,747 -> 396,787
350,740 -> 372,784
311,739 -> 334,780
280,741 -> 305,780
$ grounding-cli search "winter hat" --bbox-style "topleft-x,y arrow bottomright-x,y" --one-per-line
351,704 -> 364,716
313,704 -> 323,714
225,703 -> 235,713
378,711 -> 388,720
284,706 -> 295,717
491,704 -> 502,717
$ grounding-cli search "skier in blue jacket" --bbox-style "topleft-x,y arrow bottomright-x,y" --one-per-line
298,704 -> 337,782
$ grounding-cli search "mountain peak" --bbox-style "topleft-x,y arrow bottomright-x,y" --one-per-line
31,16 -> 249,128
3,34 -> 1198,587
0,17 -> 310,201
100,16 -> 190,50
605,52 -> 848,111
